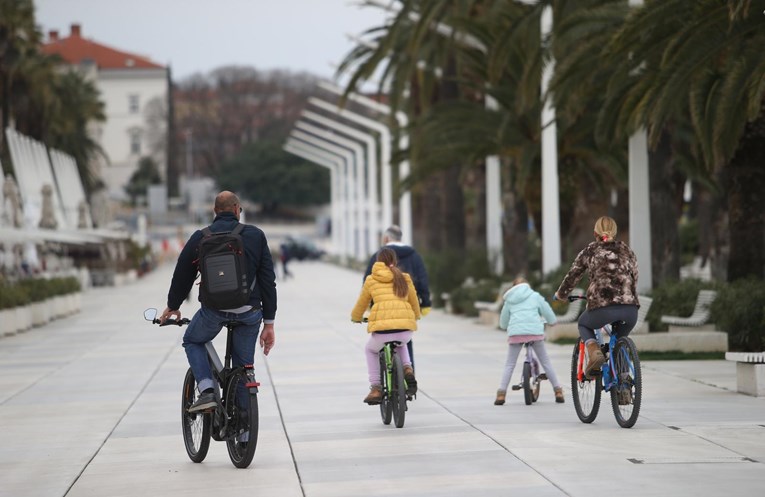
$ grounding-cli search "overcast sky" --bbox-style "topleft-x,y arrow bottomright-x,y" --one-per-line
34,0 -> 390,82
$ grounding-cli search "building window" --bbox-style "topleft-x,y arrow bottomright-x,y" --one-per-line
128,94 -> 140,114
130,130 -> 141,155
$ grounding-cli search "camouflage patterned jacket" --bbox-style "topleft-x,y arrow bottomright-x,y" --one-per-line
556,240 -> 639,310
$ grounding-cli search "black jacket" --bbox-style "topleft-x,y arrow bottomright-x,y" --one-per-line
364,244 -> 431,308
167,212 -> 277,320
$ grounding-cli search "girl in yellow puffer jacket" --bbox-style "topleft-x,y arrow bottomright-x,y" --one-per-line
352,247 -> 421,405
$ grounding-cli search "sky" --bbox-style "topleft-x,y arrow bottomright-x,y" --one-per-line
34,0 -> 391,82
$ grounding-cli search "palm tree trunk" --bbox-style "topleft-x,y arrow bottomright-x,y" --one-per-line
726,111 -> 765,281
648,129 -> 683,285
502,186 -> 528,277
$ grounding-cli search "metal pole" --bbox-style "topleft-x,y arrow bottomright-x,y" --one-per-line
284,142 -> 344,257
540,6 -> 561,274
295,121 -> 370,257
318,81 -> 412,245
301,109 -> 380,254
627,0 -> 652,292
308,97 -> 394,233
285,138 -> 348,260
290,130 -> 361,261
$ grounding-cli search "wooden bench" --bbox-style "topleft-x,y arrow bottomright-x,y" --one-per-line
661,289 -> 717,330
725,352 -> 765,397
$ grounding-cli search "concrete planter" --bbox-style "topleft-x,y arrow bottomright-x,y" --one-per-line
0,308 -> 18,336
52,295 -> 67,318
15,305 -> 33,332
69,292 -> 82,314
31,301 -> 51,327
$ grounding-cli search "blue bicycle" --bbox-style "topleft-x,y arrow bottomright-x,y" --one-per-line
567,296 -> 642,428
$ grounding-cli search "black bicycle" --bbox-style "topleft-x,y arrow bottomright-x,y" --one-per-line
144,308 -> 260,468
378,340 -> 412,428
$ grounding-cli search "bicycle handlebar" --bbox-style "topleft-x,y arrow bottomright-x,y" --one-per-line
152,317 -> 190,326
553,294 -> 586,303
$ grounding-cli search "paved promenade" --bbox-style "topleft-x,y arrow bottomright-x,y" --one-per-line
1,260 -> 763,497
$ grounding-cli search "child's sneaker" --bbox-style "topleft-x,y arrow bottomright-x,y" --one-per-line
554,387 -> 565,403
364,385 -> 383,405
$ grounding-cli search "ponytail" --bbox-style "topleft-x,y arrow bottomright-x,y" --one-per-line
377,247 -> 408,298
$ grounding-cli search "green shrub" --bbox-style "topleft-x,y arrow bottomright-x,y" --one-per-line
646,279 -> 718,332
710,278 -> 765,352
0,277 -> 81,309
422,248 -> 494,308
449,279 -> 500,316
0,284 -> 29,310
18,279 -> 50,302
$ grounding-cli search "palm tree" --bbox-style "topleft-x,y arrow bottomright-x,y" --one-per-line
0,0 -> 38,172
599,0 -> 765,281
338,0 -> 487,255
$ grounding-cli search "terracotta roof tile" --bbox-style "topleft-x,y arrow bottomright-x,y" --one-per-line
42,24 -> 164,70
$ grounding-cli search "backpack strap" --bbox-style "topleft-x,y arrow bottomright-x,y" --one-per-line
201,227 -> 213,237
232,223 -> 244,235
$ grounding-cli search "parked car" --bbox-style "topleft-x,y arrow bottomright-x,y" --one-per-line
283,236 -> 325,260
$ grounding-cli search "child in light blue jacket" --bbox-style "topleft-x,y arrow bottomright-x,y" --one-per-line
495,277 -> 564,405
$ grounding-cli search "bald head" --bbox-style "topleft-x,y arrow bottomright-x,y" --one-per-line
214,191 -> 241,216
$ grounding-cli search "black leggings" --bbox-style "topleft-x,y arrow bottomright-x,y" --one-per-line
577,304 -> 638,342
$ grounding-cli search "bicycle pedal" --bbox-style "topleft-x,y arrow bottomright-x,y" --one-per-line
538,373 -> 548,380
511,385 -> 522,391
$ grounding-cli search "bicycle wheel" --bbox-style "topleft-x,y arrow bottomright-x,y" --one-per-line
379,351 -> 392,425
391,353 -> 407,428
224,370 -> 259,468
181,368 -> 211,463
531,360 -> 541,403
522,362 -> 533,405
610,337 -> 642,428
570,341 -> 601,423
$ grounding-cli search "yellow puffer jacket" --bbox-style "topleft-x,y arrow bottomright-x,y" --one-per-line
351,262 -> 421,333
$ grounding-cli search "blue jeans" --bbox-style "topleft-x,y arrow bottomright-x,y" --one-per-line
182,306 -> 262,392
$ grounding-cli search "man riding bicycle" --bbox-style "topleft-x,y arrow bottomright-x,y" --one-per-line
160,191 -> 277,412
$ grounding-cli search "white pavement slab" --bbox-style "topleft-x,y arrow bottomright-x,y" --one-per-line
0,260 -> 763,497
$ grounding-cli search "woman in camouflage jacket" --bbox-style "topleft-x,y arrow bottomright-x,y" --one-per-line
554,216 -> 640,377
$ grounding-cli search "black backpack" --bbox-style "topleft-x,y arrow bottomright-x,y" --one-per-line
197,223 -> 253,309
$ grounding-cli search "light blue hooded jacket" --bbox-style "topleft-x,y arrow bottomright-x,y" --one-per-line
498,283 -> 557,337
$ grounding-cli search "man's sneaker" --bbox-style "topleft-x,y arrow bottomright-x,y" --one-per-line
188,391 -> 217,413
364,385 -> 383,405
403,366 -> 418,395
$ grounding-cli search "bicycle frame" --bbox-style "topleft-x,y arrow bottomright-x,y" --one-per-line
576,324 -> 633,393
206,326 -> 260,397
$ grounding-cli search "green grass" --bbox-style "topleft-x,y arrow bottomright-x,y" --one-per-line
638,351 -> 725,361
550,338 -> 725,360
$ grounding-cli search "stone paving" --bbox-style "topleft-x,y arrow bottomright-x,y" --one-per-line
1,260 -> 763,497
